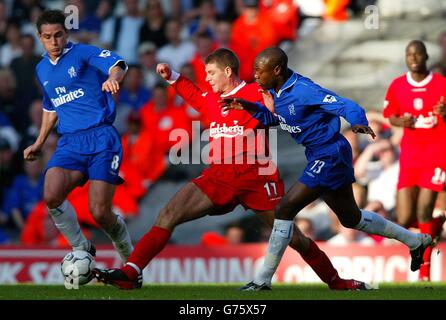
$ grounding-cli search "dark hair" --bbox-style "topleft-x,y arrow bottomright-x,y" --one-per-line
406,40 -> 427,55
36,10 -> 67,33
257,47 -> 288,74
205,48 -> 239,76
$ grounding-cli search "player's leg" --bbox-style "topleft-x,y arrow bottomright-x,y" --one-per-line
395,187 -> 418,228
253,210 -> 369,290
85,134 -> 133,262
433,190 -> 446,240
94,182 -> 218,289
435,190 -> 446,212
89,180 -> 133,263
94,163 -> 240,289
249,182 -> 321,287
322,184 -> 432,271
44,167 -> 93,253
128,182 -> 215,269
417,188 -> 443,280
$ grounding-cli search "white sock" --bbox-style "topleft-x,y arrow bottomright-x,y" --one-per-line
104,214 -> 134,263
355,210 -> 420,250
48,200 -> 89,251
254,219 -> 293,286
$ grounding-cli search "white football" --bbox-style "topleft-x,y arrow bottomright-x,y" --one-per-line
61,250 -> 95,287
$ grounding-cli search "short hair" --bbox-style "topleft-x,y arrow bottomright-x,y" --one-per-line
205,48 -> 239,76
255,47 -> 288,75
406,40 -> 427,55
36,10 -> 67,33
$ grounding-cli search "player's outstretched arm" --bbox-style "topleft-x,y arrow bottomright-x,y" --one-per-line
24,110 -> 58,161
157,63 -> 208,112
102,65 -> 127,94
351,124 -> 376,139
221,98 -> 279,126
220,98 -> 259,114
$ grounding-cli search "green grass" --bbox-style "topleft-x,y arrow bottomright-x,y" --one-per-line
1,283 -> 446,300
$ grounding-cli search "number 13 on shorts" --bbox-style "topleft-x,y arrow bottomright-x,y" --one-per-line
310,160 -> 325,174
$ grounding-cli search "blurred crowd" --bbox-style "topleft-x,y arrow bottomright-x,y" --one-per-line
0,0 -> 383,246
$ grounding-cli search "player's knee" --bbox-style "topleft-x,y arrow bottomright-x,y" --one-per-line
339,216 -> 358,229
44,192 -> 64,209
275,202 -> 294,220
89,203 -> 112,227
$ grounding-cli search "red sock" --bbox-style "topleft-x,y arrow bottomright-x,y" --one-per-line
431,216 -> 445,237
299,239 -> 339,284
419,221 -> 433,280
419,263 -> 431,281
122,226 -> 171,280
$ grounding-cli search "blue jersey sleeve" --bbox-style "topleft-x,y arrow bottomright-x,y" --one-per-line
36,76 -> 55,112
42,90 -> 55,112
79,44 -> 128,76
308,87 -> 368,126
253,103 -> 280,126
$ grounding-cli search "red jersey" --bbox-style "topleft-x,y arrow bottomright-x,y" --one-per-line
383,72 -> 446,155
171,75 -> 269,164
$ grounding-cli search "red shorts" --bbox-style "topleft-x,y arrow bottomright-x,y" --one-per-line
192,162 -> 284,213
398,143 -> 446,191
398,161 -> 445,192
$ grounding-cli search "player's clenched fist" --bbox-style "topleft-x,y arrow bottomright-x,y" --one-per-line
23,143 -> 42,161
156,63 -> 172,80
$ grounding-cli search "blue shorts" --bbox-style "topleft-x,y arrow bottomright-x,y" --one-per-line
46,125 -> 124,185
299,134 -> 355,191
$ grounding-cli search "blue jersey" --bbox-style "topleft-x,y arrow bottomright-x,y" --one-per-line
253,70 -> 368,151
36,42 -> 127,134
253,70 -> 369,190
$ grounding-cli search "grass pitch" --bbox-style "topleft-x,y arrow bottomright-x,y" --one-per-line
1,282 -> 446,300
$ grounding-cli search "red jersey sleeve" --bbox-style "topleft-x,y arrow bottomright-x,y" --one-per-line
382,80 -> 400,118
171,75 -> 208,112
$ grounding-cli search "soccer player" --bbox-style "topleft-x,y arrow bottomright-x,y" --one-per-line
221,47 -> 433,290
23,10 -> 133,262
382,40 -> 446,281
94,48 -> 369,290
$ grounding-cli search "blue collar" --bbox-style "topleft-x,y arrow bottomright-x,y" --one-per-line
276,69 -> 298,98
43,42 -> 75,65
